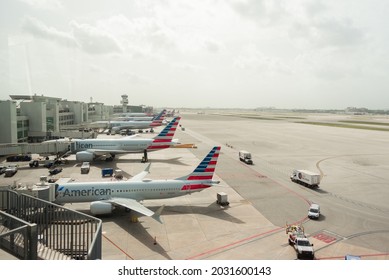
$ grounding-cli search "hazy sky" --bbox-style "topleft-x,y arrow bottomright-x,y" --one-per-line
1,0 -> 388,109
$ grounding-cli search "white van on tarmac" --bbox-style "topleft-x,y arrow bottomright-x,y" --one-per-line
308,203 -> 320,219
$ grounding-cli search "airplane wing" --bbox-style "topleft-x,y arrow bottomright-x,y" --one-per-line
129,163 -> 151,182
108,197 -> 163,223
112,124 -> 137,130
123,134 -> 139,139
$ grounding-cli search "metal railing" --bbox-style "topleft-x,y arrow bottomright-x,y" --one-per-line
0,189 -> 102,260
0,211 -> 37,259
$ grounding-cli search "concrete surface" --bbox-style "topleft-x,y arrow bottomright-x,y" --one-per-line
1,111 -> 389,260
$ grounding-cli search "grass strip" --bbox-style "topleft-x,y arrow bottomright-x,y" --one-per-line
296,121 -> 389,131
339,120 -> 389,126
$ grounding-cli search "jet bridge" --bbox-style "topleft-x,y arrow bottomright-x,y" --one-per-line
0,141 -> 72,158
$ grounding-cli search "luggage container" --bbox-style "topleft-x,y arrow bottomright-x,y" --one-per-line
81,162 -> 90,174
102,168 -> 113,177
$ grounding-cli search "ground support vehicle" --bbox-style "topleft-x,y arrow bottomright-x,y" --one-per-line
43,161 -> 55,168
81,162 -> 90,174
4,165 -> 18,177
114,169 -> 123,180
0,165 -> 6,175
239,150 -> 253,164
290,169 -> 320,188
308,203 -> 320,219
286,224 -> 315,260
6,154 -> 32,162
49,167 -> 63,175
102,168 -> 113,177
29,158 -> 66,168
216,192 -> 229,206
29,160 -> 40,168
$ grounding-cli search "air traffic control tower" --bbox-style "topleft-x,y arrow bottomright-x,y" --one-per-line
121,94 -> 129,113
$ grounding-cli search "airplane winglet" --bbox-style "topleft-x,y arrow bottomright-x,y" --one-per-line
144,163 -> 151,173
152,205 -> 165,224
123,134 -> 139,139
129,163 -> 151,182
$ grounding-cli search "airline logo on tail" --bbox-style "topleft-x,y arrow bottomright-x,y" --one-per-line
181,146 -> 221,191
150,109 -> 166,127
147,116 -> 181,150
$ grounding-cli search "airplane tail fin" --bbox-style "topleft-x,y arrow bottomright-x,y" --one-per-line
148,116 -> 181,150
176,146 -> 221,182
150,109 -> 166,127
151,205 -> 165,224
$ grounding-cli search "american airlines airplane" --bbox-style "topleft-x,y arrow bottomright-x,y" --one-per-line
54,146 -> 221,223
113,111 -> 153,118
71,116 -> 181,162
91,109 -> 166,133
114,110 -> 167,121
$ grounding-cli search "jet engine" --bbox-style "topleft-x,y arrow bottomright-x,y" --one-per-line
111,127 -> 120,134
90,201 -> 114,215
76,151 -> 95,162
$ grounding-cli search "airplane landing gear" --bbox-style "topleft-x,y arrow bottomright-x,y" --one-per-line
105,154 -> 115,162
141,149 -> 148,163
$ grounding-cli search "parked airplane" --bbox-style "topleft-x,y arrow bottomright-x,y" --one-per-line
91,109 -> 166,133
54,146 -> 221,223
71,116 -> 181,162
166,109 -> 176,117
114,110 -> 167,121
113,112 -> 153,118
114,116 -> 156,121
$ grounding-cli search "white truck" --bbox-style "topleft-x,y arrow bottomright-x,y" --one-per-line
290,234 -> 315,260
290,169 -> 320,188
239,150 -> 253,165
286,224 -> 315,260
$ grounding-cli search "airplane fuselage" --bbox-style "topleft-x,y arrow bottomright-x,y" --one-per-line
110,120 -> 161,131
90,120 -> 161,131
70,116 -> 179,162
71,138 -> 156,153
55,180 -> 213,204
114,113 -> 151,118
115,116 -> 154,121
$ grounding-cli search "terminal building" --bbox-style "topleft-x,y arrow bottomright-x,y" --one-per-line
0,94 -> 149,144
0,94 -> 152,259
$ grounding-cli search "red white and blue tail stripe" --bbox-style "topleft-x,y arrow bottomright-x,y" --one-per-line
150,109 -> 167,127
147,116 -> 181,151
177,146 -> 221,190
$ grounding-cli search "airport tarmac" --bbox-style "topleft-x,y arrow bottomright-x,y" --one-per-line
1,111 -> 389,260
